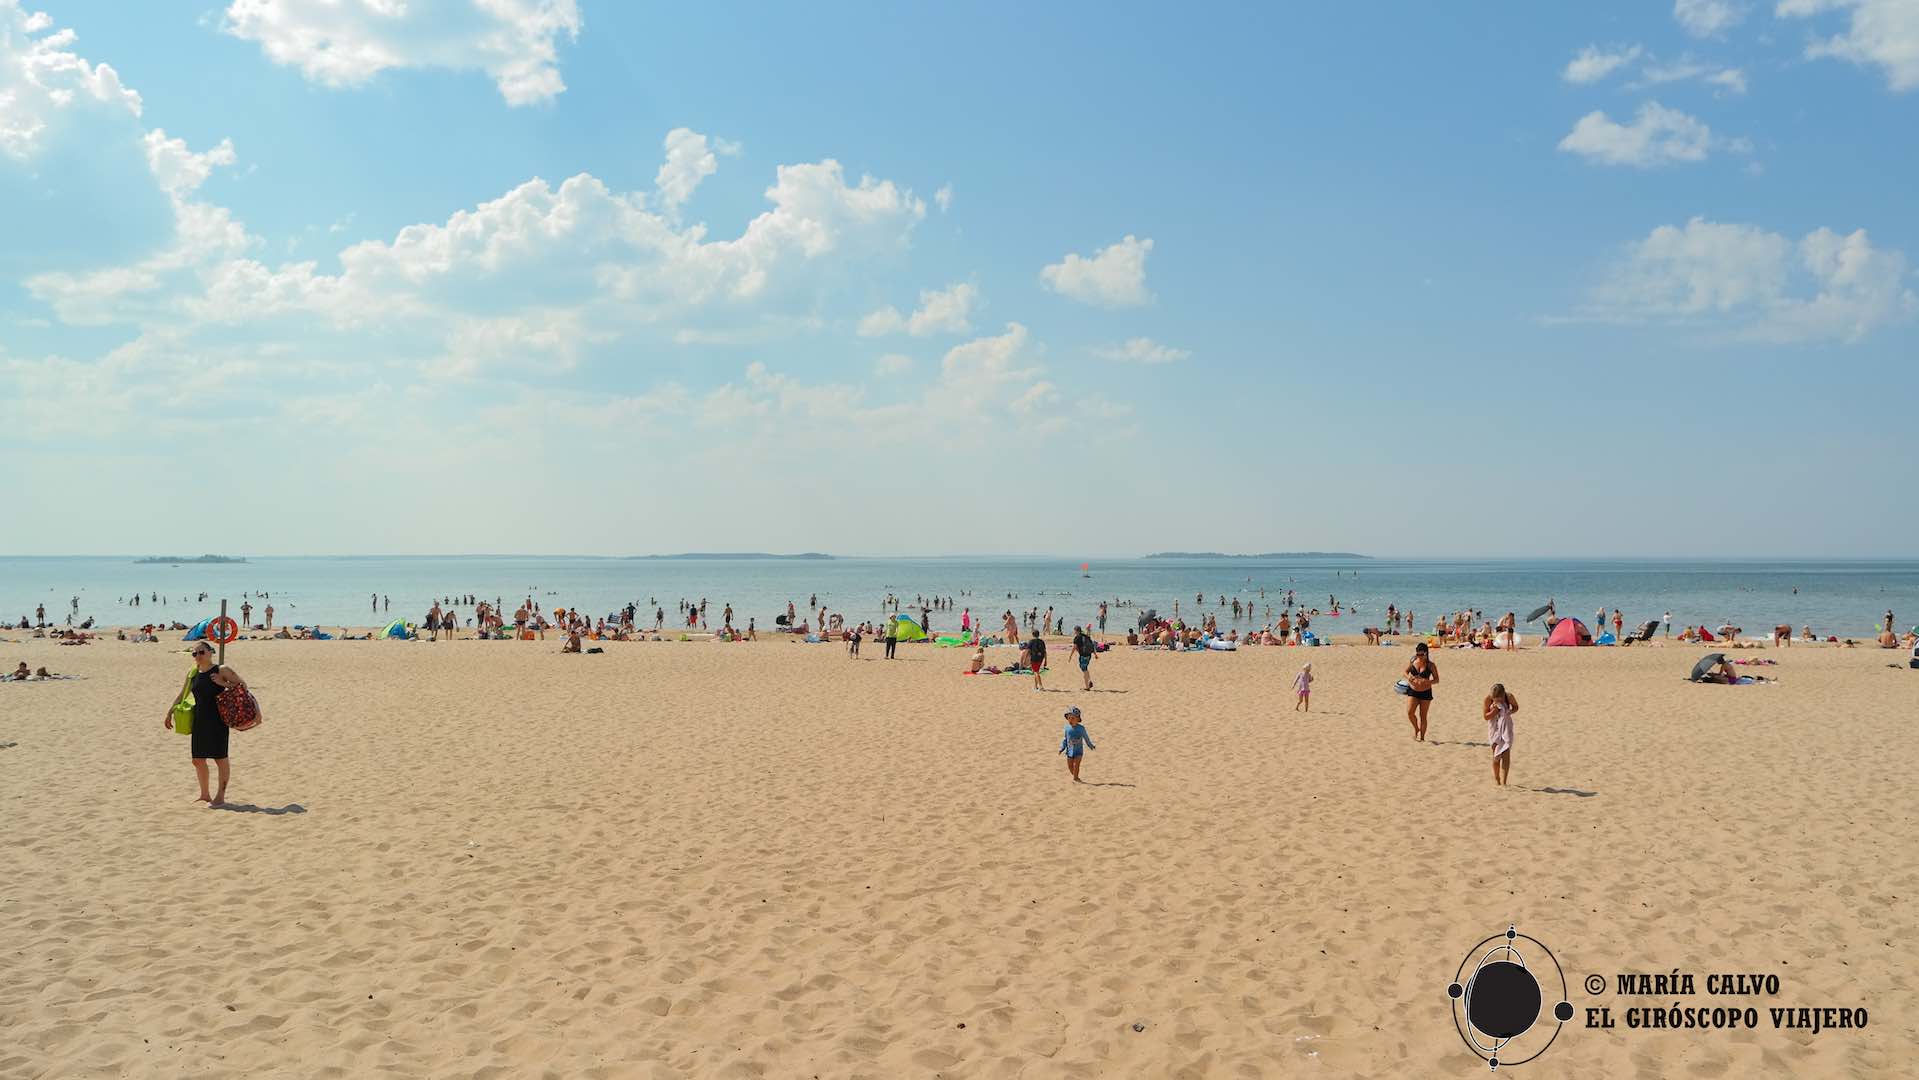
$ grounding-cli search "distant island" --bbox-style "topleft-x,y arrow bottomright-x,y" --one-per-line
626,552 -> 834,561
1142,551 -> 1370,560
134,554 -> 247,564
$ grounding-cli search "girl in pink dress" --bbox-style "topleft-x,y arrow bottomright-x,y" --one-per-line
1483,684 -> 1517,786
1292,663 -> 1313,712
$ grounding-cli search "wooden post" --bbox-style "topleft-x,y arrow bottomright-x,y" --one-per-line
219,598 -> 228,665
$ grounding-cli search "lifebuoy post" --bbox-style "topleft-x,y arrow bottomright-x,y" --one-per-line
219,599 -> 228,664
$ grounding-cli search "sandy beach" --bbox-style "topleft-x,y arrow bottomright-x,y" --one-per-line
2,632 -> 1913,1078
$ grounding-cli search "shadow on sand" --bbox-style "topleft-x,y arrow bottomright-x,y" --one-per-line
212,802 -> 308,815
1533,787 -> 1598,798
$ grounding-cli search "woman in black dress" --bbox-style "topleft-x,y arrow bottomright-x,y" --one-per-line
163,642 -> 249,806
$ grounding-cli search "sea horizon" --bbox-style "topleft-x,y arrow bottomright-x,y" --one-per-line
10,553 -> 1915,636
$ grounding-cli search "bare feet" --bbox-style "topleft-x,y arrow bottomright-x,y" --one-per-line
195,794 -> 210,803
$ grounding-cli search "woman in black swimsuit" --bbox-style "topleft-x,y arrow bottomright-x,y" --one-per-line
163,642 -> 249,806
1405,641 -> 1438,741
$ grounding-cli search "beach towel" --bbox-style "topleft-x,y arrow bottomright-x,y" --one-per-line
1488,700 -> 1514,757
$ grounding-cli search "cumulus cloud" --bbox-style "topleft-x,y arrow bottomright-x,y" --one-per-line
1558,102 -> 1736,167
1778,0 -> 1919,91
221,0 -> 583,105
1041,234 -> 1153,307
654,127 -> 739,217
934,184 -> 953,213
1092,337 -> 1190,364
857,282 -> 977,337
1563,44 -> 1644,84
1675,0 -> 1746,37
874,353 -> 912,376
0,2 -> 142,159
1585,217 -> 1916,342
32,153 -> 927,331
143,129 -> 236,197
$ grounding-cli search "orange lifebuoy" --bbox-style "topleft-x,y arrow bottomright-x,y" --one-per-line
207,616 -> 239,645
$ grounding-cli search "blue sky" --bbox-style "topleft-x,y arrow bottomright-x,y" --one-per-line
2,1 -> 1914,557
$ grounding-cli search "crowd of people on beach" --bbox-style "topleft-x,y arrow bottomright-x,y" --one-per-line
41,571 -> 1892,807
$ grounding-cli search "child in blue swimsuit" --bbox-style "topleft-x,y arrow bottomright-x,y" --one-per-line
1059,706 -> 1096,782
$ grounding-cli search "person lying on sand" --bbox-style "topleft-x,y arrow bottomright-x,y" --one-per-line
10,662 -> 26,681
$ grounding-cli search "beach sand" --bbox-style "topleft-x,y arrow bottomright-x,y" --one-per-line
1,633 -> 1912,1077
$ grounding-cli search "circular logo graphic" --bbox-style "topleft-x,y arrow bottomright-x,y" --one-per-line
1446,924 -> 1572,1070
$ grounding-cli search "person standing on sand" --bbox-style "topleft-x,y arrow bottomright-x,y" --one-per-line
240,601 -> 252,626
1484,684 -> 1517,787
884,616 -> 898,660
1293,662 -> 1313,711
1498,611 -> 1516,650
1613,609 -> 1624,641
1070,625 -> 1096,690
163,642 -> 249,806
1027,629 -> 1048,690
1404,642 -> 1438,742
1059,706 -> 1095,782
263,604 -> 273,630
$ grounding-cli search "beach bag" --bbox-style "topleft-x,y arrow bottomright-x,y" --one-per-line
217,685 -> 262,731
171,671 -> 195,735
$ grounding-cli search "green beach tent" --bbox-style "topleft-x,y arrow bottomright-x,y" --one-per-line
892,616 -> 927,642
377,619 -> 413,640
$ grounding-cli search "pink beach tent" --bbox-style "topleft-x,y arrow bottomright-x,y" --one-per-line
1546,618 -> 1594,647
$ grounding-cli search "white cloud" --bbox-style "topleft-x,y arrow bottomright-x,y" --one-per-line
1586,217 -> 1916,342
934,184 -> 953,213
0,2 -> 142,159
32,154 -> 927,331
1562,44 -> 1643,84
654,127 -> 738,217
1707,67 -> 1750,93
1675,0 -> 1746,37
221,0 -> 583,106
857,282 -> 978,337
874,353 -> 912,376
1634,55 -> 1750,94
1041,234 -> 1153,308
143,128 -> 236,197
1092,337 -> 1191,364
1558,101 -> 1725,167
428,309 -> 596,378
1778,0 -> 1919,91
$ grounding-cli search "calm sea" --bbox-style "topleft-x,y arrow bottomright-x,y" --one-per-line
2,556 -> 1915,637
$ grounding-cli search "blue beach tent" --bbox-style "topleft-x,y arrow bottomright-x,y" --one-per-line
182,618 -> 211,641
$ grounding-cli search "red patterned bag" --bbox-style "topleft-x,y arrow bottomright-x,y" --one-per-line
218,686 -> 263,731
